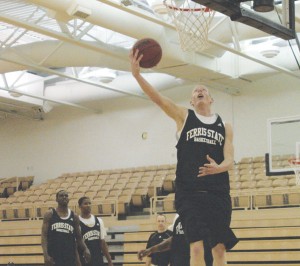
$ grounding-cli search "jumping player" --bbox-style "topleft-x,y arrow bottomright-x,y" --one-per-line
78,196 -> 113,266
41,190 -> 91,266
130,50 -> 238,266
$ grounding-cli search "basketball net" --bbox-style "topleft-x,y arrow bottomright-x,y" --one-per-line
163,0 -> 214,52
288,158 -> 300,186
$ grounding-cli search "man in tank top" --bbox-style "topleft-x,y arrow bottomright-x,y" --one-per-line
78,196 -> 113,266
41,190 -> 91,266
130,51 -> 238,266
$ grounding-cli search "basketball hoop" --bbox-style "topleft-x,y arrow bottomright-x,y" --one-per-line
288,158 -> 300,186
163,0 -> 214,52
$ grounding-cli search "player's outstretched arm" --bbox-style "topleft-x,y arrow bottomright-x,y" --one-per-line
137,237 -> 173,261
129,49 -> 187,131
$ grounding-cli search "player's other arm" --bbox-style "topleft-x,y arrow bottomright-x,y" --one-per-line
41,210 -> 54,266
101,239 -> 113,266
138,237 -> 173,260
220,122 -> 234,172
130,49 -> 187,131
74,214 -> 91,263
198,123 -> 234,176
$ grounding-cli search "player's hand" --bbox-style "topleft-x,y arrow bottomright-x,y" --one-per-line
137,249 -> 151,261
44,255 -> 55,265
83,248 -> 91,263
129,49 -> 143,77
198,155 -> 220,177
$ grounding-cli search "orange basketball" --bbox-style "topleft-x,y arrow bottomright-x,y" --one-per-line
132,38 -> 162,68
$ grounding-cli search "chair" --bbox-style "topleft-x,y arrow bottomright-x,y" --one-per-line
76,176 -> 87,183
121,188 -> 134,197
76,186 -> 90,193
93,179 -> 105,186
27,195 -> 40,202
129,176 -> 141,183
256,180 -> 273,192
95,190 -> 109,199
81,180 -> 94,187
131,188 -> 148,207
239,157 -> 253,164
230,181 -> 241,192
86,175 -> 98,182
35,200 -> 57,219
162,174 -> 176,193
14,203 -> 34,219
231,193 -> 251,210
88,185 -> 103,193
239,168 -> 254,176
239,174 -> 255,182
162,193 -> 175,212
272,178 -> 289,190
113,183 -> 126,190
240,181 -> 257,191
148,179 -> 163,198
124,182 -> 138,190
38,194 -> 50,202
117,195 -> 131,215
108,189 -> 122,198
255,173 -> 269,181
0,203 -> 15,220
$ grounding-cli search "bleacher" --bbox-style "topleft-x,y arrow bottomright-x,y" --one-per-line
0,155 -> 300,265
0,209 -> 300,265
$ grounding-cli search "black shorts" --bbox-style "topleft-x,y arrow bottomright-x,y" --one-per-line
175,190 -> 238,250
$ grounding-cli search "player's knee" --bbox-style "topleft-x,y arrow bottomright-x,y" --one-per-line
212,243 -> 226,260
190,241 -> 204,257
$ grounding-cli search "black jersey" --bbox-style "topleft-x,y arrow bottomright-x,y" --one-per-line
146,230 -> 172,266
80,215 -> 104,266
176,110 -> 230,193
47,208 -> 76,266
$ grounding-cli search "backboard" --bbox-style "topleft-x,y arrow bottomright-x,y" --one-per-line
191,0 -> 296,40
266,115 -> 300,175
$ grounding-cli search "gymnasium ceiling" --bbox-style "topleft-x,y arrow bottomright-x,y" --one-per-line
0,0 -> 299,120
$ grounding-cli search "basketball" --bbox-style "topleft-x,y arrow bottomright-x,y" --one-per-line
132,38 -> 162,68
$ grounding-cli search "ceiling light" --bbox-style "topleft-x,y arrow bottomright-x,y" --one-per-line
260,46 -> 280,58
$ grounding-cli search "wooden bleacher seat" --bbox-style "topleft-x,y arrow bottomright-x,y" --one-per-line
231,193 -> 251,210
240,180 -> 256,191
85,190 -> 97,199
239,174 -> 255,182
117,195 -> 131,215
162,193 -> 175,212
272,178 -> 289,190
131,188 -> 148,207
113,183 -> 126,190
240,157 -> 253,164
162,174 -> 175,193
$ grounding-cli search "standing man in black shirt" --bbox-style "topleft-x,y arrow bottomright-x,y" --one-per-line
41,190 -> 91,266
145,214 -> 172,266
130,51 -> 238,266
138,214 -> 213,266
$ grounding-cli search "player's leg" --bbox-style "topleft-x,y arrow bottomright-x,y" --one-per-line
211,243 -> 226,266
190,240 -> 206,266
